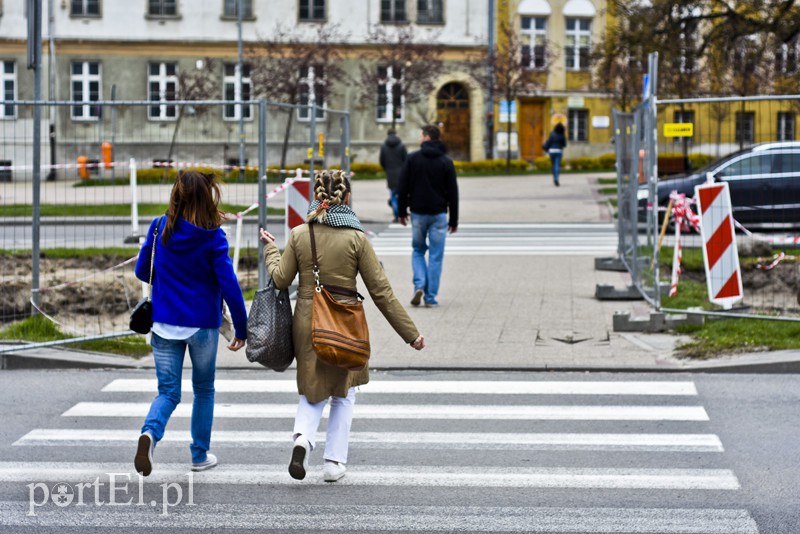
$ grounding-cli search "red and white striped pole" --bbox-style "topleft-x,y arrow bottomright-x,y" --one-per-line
284,169 -> 310,248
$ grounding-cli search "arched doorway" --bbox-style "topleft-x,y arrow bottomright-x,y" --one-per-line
436,83 -> 470,161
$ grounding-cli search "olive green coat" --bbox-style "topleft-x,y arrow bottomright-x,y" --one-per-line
263,224 -> 419,403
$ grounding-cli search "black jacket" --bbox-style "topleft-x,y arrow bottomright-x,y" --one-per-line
379,134 -> 407,190
543,131 -> 567,152
396,140 -> 459,228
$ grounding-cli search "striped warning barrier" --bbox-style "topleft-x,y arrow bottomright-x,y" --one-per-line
695,182 -> 743,309
284,171 -> 311,247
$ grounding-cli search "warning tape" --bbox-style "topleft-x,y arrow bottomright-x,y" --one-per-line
667,191 -> 700,297
32,255 -> 139,294
0,159 -> 316,175
0,161 -> 129,171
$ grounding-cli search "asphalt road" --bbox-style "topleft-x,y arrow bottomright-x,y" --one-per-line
0,369 -> 797,533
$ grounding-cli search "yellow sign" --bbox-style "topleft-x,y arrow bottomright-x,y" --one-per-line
664,123 -> 694,137
318,133 -> 325,158
307,147 -> 313,159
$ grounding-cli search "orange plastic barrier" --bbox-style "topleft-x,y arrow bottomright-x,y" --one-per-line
77,156 -> 90,180
101,142 -> 113,169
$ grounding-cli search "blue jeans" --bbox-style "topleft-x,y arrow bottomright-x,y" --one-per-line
411,212 -> 448,305
389,189 -> 399,219
142,329 -> 219,464
549,152 -> 562,184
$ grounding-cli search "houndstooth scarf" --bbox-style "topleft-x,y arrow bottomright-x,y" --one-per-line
307,200 -> 364,232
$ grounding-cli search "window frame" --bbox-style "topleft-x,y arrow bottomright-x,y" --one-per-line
1,60 -> 16,120
147,0 -> 178,18
778,112 -> 795,142
223,63 -> 253,122
70,61 -> 102,121
564,17 -> 592,71
375,66 -> 404,123
298,0 -> 325,22
380,0 -> 407,24
222,0 -> 254,20
520,16 -> 548,70
568,108 -> 588,142
416,0 -> 443,25
297,65 -> 327,122
147,62 -> 179,122
70,0 -> 101,17
735,111 -> 756,146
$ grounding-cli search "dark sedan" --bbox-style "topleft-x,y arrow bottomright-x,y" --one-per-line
638,141 -> 800,229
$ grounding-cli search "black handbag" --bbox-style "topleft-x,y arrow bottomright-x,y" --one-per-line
245,277 -> 294,371
129,221 -> 159,334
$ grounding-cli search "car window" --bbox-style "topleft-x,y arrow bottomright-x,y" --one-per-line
720,155 -> 773,177
776,152 -> 800,173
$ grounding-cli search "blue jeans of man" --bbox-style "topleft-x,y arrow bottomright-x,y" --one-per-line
142,329 -> 218,464
549,152 -> 562,184
389,189 -> 399,220
411,212 -> 448,305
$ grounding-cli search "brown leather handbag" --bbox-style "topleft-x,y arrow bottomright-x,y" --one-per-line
309,224 -> 371,371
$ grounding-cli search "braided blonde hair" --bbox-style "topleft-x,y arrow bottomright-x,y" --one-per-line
307,169 -> 350,223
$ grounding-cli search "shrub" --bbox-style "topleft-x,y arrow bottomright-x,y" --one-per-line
597,153 -> 616,170
568,157 -> 597,171
534,156 -> 552,171
453,159 -> 530,173
688,153 -> 714,169
350,162 -> 383,175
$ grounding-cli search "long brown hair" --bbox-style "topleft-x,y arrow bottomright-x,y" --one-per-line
162,171 -> 223,244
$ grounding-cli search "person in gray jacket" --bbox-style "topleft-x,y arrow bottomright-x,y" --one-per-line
379,129 -> 407,222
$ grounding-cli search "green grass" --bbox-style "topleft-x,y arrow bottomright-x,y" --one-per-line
0,315 -> 151,357
676,317 -> 800,359
608,198 -> 618,208
0,204 -> 284,217
598,177 -> 617,185
599,186 -> 617,195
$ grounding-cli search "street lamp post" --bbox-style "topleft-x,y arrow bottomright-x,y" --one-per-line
237,0 -> 245,181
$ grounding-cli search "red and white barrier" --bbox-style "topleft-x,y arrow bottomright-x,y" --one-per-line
285,170 -> 311,248
695,182 -> 743,309
667,192 -> 701,297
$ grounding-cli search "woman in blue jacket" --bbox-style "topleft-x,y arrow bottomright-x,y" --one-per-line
543,123 -> 567,187
133,170 -> 247,476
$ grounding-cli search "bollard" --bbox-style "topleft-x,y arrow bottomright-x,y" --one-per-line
77,156 -> 90,180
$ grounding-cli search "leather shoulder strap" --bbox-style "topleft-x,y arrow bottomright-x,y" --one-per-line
308,223 -> 362,301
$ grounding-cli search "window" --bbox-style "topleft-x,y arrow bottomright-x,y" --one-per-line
381,0 -> 406,23
777,39 -> 799,75
778,112 -> 795,142
565,18 -> 591,71
148,0 -> 177,16
223,63 -> 252,121
298,0 -> 325,21
223,0 -> 252,18
417,0 -> 443,24
777,152 -> 800,173
148,63 -> 178,120
298,66 -> 326,121
568,109 -> 588,142
71,61 -> 101,120
721,155 -> 772,177
673,110 -> 694,124
735,111 -> 755,145
71,0 -> 100,16
521,16 -> 548,70
1,61 -> 15,119
376,66 -> 403,122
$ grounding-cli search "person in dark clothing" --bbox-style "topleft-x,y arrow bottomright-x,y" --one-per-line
379,129 -> 407,222
396,124 -> 459,308
543,123 -> 567,186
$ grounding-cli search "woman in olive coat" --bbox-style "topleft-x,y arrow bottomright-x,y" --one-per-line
260,169 -> 425,483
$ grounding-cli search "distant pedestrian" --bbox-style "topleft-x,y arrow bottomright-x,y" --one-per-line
543,123 -> 567,186
397,124 -> 459,308
260,169 -> 425,483
379,129 -> 407,223
133,170 -> 248,478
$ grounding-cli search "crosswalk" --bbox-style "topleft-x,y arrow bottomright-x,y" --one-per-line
370,223 -> 618,256
2,376 -> 758,532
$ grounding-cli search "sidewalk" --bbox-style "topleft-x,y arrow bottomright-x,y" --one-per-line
6,172 -> 800,372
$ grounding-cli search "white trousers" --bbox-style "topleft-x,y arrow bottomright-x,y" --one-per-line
292,387 -> 356,464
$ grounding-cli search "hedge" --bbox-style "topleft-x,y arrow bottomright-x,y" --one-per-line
453,159 -> 530,172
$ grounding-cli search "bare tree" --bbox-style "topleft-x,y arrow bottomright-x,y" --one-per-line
468,19 -> 553,172
355,25 -> 445,131
248,24 -> 348,169
164,58 -> 220,177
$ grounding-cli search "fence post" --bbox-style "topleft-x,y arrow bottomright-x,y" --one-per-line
258,99 -> 267,288
340,112 -> 351,206
309,103 -> 317,184
647,51 -> 661,310
129,158 -> 139,239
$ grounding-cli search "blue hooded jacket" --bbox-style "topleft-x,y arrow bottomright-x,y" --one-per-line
135,216 -> 248,340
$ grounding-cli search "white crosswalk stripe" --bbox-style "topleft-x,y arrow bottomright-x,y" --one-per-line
1,377 -> 759,533
371,223 -> 617,256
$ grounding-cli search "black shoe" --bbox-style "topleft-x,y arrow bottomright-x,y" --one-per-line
410,289 -> 424,307
289,436 -> 310,480
134,432 -> 154,477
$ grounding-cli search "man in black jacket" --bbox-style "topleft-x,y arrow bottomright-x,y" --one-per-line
379,129 -> 407,222
397,124 -> 459,308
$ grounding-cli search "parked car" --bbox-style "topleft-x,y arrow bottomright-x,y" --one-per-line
638,141 -> 800,229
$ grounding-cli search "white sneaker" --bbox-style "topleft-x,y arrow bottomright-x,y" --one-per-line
191,453 -> 218,472
289,436 -> 310,480
134,431 -> 155,477
323,461 -> 346,482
